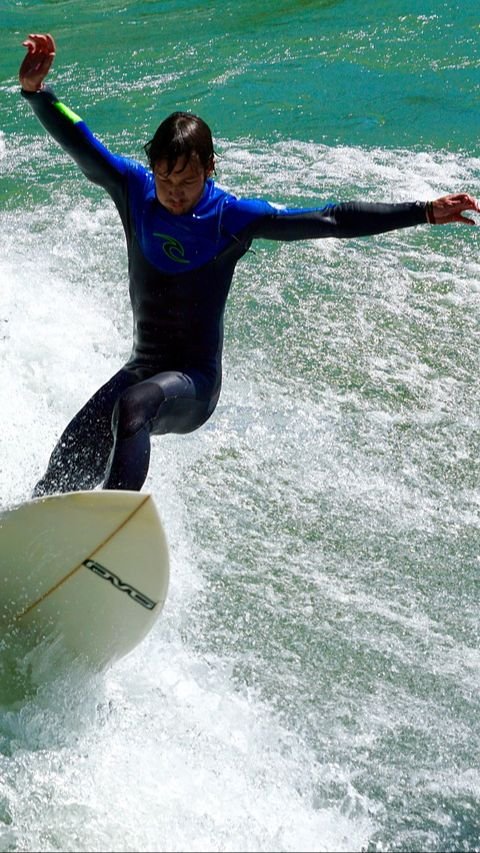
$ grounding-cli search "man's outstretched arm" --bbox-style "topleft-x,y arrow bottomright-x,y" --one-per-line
248,194 -> 479,242
19,33 -> 128,192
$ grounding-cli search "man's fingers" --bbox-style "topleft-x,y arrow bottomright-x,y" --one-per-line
21,33 -> 55,56
19,32 -> 55,91
452,193 -> 479,211
22,38 -> 37,52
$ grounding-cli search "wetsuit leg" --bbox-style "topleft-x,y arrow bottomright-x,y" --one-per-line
32,368 -> 139,497
103,370 -> 217,491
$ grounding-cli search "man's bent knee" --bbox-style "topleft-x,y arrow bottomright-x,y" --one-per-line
112,382 -> 166,440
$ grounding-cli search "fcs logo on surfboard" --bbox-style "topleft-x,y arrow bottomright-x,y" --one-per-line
153,232 -> 190,264
83,558 -> 157,610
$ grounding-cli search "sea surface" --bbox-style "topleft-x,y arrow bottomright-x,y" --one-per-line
0,1 -> 479,851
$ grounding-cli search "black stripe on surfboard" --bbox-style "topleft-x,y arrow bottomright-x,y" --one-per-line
16,493 -> 157,620
83,558 -> 156,610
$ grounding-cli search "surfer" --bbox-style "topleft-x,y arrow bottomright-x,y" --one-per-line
19,33 -> 480,495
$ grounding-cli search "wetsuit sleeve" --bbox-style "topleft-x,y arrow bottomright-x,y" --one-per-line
21,85 -> 127,193
248,201 -> 429,240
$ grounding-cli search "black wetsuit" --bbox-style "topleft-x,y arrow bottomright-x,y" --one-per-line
22,87 -> 429,494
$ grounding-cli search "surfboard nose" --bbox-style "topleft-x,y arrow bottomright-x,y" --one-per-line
0,490 -> 169,670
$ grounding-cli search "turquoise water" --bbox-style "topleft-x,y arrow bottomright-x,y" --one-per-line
0,1 -> 479,851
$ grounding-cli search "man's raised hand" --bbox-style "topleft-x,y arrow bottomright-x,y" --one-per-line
19,33 -> 56,92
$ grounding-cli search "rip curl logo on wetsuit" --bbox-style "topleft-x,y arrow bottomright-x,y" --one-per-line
153,233 -> 190,264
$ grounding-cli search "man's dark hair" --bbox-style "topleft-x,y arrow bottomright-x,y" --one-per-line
144,111 -> 215,174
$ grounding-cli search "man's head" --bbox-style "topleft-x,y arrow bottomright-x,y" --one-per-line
145,112 -> 215,215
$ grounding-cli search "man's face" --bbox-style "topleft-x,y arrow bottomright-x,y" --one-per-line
153,155 -> 210,215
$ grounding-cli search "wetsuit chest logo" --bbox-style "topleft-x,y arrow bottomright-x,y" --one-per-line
153,232 -> 190,265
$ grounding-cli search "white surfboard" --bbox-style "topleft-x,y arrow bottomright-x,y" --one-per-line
0,490 -> 169,672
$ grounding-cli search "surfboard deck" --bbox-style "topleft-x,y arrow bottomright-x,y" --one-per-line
0,490 -> 169,671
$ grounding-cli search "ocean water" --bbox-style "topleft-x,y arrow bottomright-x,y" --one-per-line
0,1 -> 479,851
